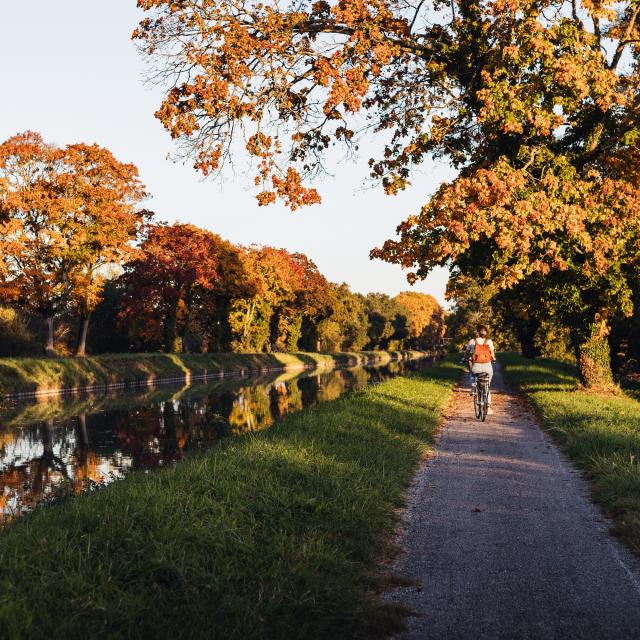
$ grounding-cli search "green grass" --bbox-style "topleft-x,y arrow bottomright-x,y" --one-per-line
0,358 -> 460,640
500,352 -> 640,554
0,350 -> 424,398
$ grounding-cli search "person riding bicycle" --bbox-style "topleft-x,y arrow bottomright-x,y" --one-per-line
463,325 -> 496,413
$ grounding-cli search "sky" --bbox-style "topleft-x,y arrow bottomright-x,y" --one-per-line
0,1 -> 454,304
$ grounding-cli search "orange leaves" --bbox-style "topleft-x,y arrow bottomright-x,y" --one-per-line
377,141 -> 640,309
269,168 -> 321,210
0,132 -> 148,323
247,132 -> 273,158
256,190 -> 277,206
135,0 -> 640,230
135,0 -> 412,208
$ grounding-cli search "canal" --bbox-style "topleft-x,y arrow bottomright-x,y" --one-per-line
0,358 -> 428,522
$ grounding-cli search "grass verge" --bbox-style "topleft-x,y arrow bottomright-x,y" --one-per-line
500,352 -> 640,554
0,358 -> 459,639
0,350 -> 424,398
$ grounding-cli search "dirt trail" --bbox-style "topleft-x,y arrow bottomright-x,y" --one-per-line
385,364 -> 640,639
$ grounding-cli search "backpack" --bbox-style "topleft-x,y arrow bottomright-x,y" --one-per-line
472,338 -> 492,364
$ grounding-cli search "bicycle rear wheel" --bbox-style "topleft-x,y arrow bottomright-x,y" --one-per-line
473,387 -> 481,419
480,384 -> 488,421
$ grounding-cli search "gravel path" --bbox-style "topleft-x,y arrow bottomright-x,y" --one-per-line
385,364 -> 640,639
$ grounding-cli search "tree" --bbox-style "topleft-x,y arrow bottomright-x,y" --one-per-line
120,224 -> 246,352
317,283 -> 368,351
0,132 -> 147,356
445,273 -> 520,352
363,293 -> 408,350
61,143 -> 148,356
136,0 -> 640,387
394,291 -> 443,349
228,246 -> 301,352
228,246 -> 330,352
290,252 -> 332,351
0,132 -> 69,355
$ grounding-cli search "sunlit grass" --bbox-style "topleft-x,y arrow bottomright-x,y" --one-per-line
501,352 -> 640,554
0,358 -> 459,639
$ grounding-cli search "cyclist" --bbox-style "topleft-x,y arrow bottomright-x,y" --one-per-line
463,325 -> 496,414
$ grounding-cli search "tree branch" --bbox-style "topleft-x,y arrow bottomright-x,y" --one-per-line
610,5 -> 640,70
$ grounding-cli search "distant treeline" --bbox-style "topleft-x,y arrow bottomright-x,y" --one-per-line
0,223 -> 444,355
0,132 -> 443,358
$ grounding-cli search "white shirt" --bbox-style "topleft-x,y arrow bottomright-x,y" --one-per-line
466,337 -> 495,359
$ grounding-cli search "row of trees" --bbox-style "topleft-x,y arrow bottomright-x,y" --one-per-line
99,224 -> 443,355
0,132 -> 443,356
133,0 -> 640,387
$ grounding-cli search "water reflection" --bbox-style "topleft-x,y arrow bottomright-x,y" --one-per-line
0,359 -> 424,522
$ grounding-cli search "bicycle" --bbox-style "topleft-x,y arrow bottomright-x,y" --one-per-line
471,371 -> 491,422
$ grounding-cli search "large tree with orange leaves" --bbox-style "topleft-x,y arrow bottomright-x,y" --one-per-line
61,143 -> 149,355
136,0 -> 640,386
0,132 -> 147,355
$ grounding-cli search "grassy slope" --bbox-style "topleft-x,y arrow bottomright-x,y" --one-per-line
0,358 -> 459,640
0,350 -> 423,397
500,353 -> 640,554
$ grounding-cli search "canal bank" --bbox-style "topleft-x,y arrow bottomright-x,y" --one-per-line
0,358 -> 459,639
0,359 -> 429,521
0,350 -> 427,400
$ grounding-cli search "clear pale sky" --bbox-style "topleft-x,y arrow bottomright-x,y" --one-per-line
0,1 -> 453,304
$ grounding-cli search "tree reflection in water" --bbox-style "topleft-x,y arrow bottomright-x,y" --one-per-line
0,359 -> 424,522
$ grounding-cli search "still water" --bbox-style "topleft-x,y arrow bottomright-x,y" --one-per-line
0,359 -> 426,522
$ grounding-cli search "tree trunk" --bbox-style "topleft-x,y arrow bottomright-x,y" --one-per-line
75,313 -> 91,357
164,297 -> 179,352
179,287 -> 193,353
516,323 -> 540,359
45,316 -> 56,357
243,299 -> 256,337
75,414 -> 89,466
573,320 -> 614,389
42,419 -> 55,459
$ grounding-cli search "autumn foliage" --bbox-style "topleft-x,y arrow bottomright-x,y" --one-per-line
119,223 -> 247,352
114,222 -> 443,354
135,0 -> 640,385
0,132 -> 148,355
0,129 -> 443,357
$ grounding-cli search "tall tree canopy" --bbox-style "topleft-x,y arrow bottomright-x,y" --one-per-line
394,291 -> 443,347
136,0 -> 640,386
62,143 -> 149,355
0,132 -> 66,354
0,132 -> 147,355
